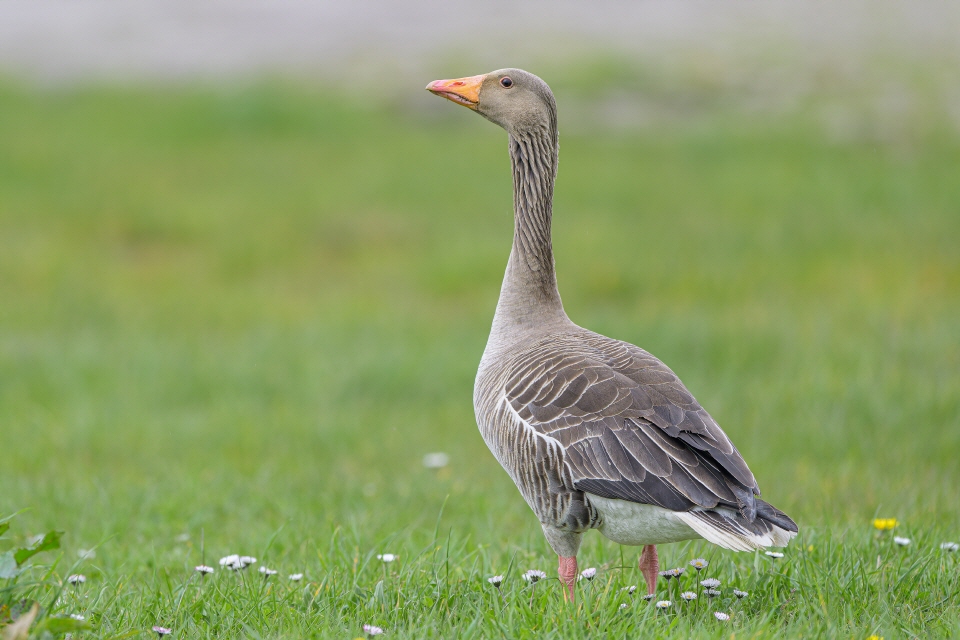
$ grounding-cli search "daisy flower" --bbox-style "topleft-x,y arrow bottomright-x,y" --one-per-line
219,555 -> 241,570
619,603 -> 628,611
377,553 -> 397,563
669,567 -> 685,578
289,573 -> 304,581
422,452 -> 449,469
67,574 -> 86,585
705,588 -> 721,598
689,558 -> 708,571
700,578 -> 721,588
655,600 -> 671,609
580,567 -> 597,581
362,624 -> 384,636
894,537 -> 911,546
642,594 -> 655,601
152,626 -> 172,636
239,556 -> 256,567
657,570 -> 674,580
733,589 -> 748,599
680,591 -> 697,601
195,565 -> 214,575
69,614 -> 85,621
765,551 -> 785,559
487,575 -> 503,587
621,585 -> 637,595
522,569 -> 546,583
940,542 -> 959,552
714,611 -> 730,621
258,566 -> 278,576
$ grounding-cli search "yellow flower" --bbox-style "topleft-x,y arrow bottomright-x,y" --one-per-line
866,635 -> 884,640
872,518 -> 898,531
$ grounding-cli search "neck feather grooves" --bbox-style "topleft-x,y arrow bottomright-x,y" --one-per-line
486,120 -> 567,347
508,128 -> 559,295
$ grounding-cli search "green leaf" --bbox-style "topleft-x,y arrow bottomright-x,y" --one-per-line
13,530 -> 62,566
0,551 -> 19,579
0,523 -> 9,537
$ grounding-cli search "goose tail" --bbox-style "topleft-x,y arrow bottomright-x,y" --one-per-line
675,500 -> 798,552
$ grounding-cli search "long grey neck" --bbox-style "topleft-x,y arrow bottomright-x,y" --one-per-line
488,127 -> 569,345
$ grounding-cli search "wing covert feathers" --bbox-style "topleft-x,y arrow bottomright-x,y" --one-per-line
500,331 -> 777,526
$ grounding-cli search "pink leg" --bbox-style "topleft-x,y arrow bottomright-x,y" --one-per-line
558,555 -> 578,603
638,544 -> 659,596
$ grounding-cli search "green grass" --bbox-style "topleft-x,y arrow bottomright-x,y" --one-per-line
0,72 -> 958,638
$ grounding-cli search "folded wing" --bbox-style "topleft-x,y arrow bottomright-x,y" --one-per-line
503,334 -> 760,519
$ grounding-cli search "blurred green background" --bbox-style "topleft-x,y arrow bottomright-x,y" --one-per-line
2,64 -> 958,545
0,4 -> 959,634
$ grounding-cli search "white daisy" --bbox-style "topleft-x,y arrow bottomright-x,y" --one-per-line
705,588 -> 721,598
894,537 -> 911,546
658,567 -> 684,579
522,569 -> 547,583
619,603 -> 628,610
655,600 -> 671,609
487,575 -> 503,587
152,626 -> 172,636
289,573 -> 304,581
377,553 -> 397,563
642,594 -> 655,601
765,551 -> 785,559
714,611 -> 730,621
67,574 -> 86,585
689,558 -> 708,571
195,565 -> 214,575
422,452 -> 449,469
239,556 -> 257,567
940,542 -> 959,552
621,585 -> 637,595
69,614 -> 85,621
733,589 -> 748,599
363,624 -> 384,636
680,591 -> 697,601
219,555 -> 240,568
258,566 -> 278,576
580,567 -> 597,580
700,578 -> 721,588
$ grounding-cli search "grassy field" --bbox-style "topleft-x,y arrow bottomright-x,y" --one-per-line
1,69 -> 959,638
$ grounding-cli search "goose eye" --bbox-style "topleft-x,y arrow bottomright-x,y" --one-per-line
500,77 -> 513,88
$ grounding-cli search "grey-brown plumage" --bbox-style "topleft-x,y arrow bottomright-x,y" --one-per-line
427,68 -> 797,600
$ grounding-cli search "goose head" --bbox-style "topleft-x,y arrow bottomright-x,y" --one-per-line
426,68 -> 557,138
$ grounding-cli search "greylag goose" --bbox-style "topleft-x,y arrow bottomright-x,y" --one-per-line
426,69 -> 797,602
